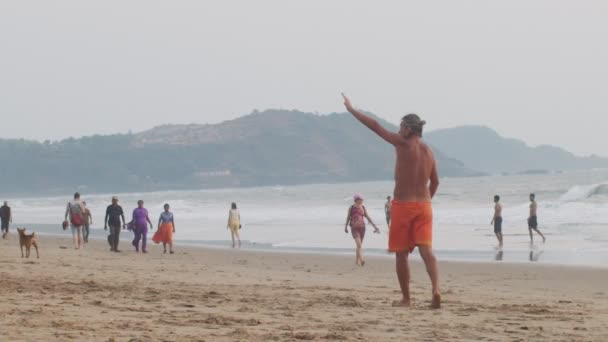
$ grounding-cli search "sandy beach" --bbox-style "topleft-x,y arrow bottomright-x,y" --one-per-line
1,234 -> 607,342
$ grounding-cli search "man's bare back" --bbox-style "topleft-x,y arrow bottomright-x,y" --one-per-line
342,94 -> 439,201
393,141 -> 437,201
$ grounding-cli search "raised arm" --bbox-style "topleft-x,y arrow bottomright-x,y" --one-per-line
342,94 -> 404,145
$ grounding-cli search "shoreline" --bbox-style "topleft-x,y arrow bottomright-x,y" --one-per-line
1,235 -> 607,341
21,223 -> 608,269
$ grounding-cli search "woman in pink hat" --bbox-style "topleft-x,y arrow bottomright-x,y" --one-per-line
344,194 -> 380,266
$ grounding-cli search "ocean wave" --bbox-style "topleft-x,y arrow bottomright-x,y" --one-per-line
559,182 -> 608,202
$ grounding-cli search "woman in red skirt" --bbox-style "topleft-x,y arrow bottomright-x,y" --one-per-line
153,203 -> 175,254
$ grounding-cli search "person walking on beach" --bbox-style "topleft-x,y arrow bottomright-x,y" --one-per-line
227,203 -> 241,248
105,196 -> 126,252
132,200 -> 153,253
385,196 -> 392,226
344,194 -> 380,267
491,195 -> 503,247
343,94 -> 441,308
65,192 -> 86,249
153,203 -> 176,254
527,193 -> 546,243
1,201 -> 12,239
82,201 -> 93,243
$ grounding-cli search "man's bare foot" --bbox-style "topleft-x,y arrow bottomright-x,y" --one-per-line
431,293 -> 441,309
392,299 -> 411,307
542,236 -> 546,243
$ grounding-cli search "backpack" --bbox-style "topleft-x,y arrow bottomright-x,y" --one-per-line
68,202 -> 84,226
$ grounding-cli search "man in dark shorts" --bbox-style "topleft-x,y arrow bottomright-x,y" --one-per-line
1,201 -> 12,239
528,193 -> 546,243
105,196 -> 126,252
384,196 -> 392,226
490,195 -> 503,247
82,201 -> 93,243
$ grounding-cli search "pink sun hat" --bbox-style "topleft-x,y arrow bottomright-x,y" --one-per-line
353,193 -> 364,201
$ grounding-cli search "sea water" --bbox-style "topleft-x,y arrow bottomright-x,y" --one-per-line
8,169 -> 608,267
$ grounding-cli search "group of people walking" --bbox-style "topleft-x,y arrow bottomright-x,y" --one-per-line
2,191 -> 244,253
64,192 -> 177,254
63,193 -> 243,253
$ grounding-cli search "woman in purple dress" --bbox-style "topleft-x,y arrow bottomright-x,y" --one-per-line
131,200 -> 154,253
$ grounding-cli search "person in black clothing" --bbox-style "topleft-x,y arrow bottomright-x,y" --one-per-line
1,201 -> 12,239
105,196 -> 126,252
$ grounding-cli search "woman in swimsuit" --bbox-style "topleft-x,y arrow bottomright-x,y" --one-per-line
344,194 -> 380,266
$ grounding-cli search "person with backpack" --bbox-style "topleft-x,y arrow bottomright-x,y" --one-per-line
344,194 -> 380,266
65,192 -> 86,249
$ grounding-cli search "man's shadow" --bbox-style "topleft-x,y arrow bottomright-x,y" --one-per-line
494,250 -> 504,261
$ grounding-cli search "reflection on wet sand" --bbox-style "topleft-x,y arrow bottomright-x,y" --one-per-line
529,250 -> 544,262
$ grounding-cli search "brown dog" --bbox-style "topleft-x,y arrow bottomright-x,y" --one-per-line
17,228 -> 39,259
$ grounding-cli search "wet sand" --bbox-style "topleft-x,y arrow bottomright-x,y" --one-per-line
1,233 -> 607,341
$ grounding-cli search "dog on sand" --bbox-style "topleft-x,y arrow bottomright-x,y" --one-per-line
17,228 -> 39,259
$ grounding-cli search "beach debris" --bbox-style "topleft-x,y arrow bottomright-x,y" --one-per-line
324,332 -> 348,340
292,332 -> 315,340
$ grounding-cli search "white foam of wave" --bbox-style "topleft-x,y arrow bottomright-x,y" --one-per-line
559,182 -> 608,202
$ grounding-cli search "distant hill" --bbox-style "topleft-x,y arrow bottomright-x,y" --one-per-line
0,110 -> 477,195
425,125 -> 608,174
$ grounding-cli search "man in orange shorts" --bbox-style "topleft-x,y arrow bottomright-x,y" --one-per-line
343,94 -> 441,309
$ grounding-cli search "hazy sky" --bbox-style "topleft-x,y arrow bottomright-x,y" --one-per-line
1,1 -> 606,155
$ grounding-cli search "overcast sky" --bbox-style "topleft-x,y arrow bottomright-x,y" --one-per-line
1,1 -> 606,155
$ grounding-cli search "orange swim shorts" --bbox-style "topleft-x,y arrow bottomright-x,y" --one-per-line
388,201 -> 433,253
